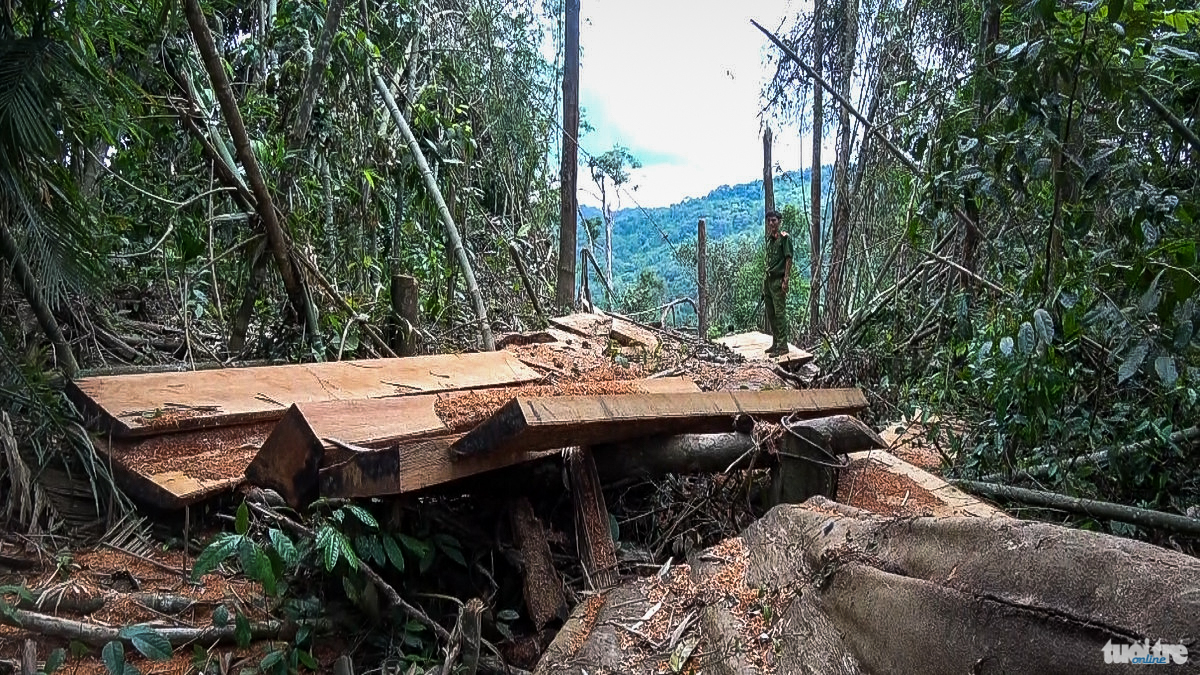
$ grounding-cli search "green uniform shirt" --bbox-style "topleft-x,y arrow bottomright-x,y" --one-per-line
765,232 -> 793,279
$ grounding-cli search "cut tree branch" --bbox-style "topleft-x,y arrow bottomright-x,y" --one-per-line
953,480 -> 1200,536
1137,85 -> 1200,155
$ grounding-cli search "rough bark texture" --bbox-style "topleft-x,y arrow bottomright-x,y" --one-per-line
564,447 -> 619,590
807,0 -> 825,334
554,0 -> 581,312
825,0 -> 859,330
536,498 -> 1200,674
509,497 -> 567,630
762,125 -> 775,213
390,273 -> 419,356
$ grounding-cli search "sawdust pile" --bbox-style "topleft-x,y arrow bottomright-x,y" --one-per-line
837,457 -> 940,516
435,380 -> 641,432
109,422 -> 271,482
686,361 -> 787,392
0,544 -> 293,674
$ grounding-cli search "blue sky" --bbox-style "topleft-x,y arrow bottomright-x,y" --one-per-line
571,0 -> 826,209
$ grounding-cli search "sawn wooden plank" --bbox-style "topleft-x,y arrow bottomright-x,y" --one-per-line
250,377 -> 702,506
451,389 -> 868,459
714,331 -> 814,367
67,351 -> 542,437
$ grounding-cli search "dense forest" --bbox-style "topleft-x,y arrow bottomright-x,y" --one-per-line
1,0 -> 1198,671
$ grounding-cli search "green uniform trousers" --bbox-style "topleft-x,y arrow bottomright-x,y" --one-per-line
763,275 -> 788,351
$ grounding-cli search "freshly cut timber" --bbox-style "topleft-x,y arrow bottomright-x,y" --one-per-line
251,377 -> 702,506
715,331 -> 814,367
608,317 -> 660,350
67,351 -> 542,436
451,389 -> 867,458
548,312 -> 612,339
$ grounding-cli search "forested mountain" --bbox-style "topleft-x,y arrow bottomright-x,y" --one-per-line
580,167 -> 833,303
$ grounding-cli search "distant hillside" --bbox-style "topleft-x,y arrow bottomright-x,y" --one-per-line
579,167 -> 833,301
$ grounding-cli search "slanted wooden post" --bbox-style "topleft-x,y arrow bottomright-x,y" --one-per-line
391,274 -> 419,356
564,447 -> 619,589
509,498 -> 567,629
697,218 -> 708,340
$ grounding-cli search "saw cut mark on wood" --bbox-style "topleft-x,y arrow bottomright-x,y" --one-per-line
314,379 -> 704,502
68,352 -> 542,437
97,422 -> 272,509
548,312 -> 612,339
451,389 -> 868,459
714,331 -> 814,367
609,317 -> 660,350
844,449 -> 1007,519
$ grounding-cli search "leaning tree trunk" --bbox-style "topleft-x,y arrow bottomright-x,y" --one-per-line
182,0 -> 322,351
555,0 -> 581,312
288,0 -> 347,149
372,71 -> 495,351
0,219 -> 79,377
763,125 -> 776,214
807,0 -> 825,334
825,0 -> 859,330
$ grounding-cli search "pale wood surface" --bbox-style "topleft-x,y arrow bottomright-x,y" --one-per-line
69,352 -> 541,436
452,388 -> 868,457
844,450 -> 1008,519
714,331 -> 814,366
549,313 -> 613,338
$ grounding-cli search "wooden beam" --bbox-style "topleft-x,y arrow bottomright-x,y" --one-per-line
609,317 -> 659,350
451,389 -> 867,459
564,447 -> 619,589
714,331 -> 814,367
548,313 -> 612,339
68,352 -> 542,437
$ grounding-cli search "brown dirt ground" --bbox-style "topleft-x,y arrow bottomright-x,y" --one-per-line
0,545 -> 335,674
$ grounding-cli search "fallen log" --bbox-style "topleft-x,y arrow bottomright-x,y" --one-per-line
0,607 -> 312,646
953,479 -> 1200,536
450,389 -> 868,459
537,496 -> 1200,674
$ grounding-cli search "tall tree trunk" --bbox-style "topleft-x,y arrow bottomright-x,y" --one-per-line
825,0 -> 859,330
182,0 -> 321,351
763,125 -> 776,213
555,0 -> 581,312
229,238 -> 270,355
372,71 -> 495,351
807,0 -> 825,333
0,219 -> 79,377
288,0 -> 347,149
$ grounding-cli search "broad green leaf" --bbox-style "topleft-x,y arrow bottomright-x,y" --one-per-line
211,605 -> 230,627
101,641 -> 124,675
1138,271 -> 1164,316
1017,322 -> 1035,355
268,529 -> 299,567
118,625 -> 172,661
398,534 -> 432,560
316,525 -> 341,571
383,535 -> 405,572
344,505 -> 379,529
1155,356 -> 1179,387
1000,336 -> 1014,356
191,534 -> 239,580
1174,320 -> 1193,350
1033,309 -> 1054,345
234,612 -> 252,648
44,647 -> 67,674
1118,340 -> 1149,384
235,502 -> 249,536
260,649 -> 285,673
356,534 -> 385,566
1108,0 -> 1124,22
298,650 -> 318,670
238,538 -> 276,596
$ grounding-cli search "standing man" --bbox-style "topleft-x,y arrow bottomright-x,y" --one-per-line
763,210 -> 792,356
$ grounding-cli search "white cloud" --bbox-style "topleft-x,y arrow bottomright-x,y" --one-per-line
572,0 -> 832,208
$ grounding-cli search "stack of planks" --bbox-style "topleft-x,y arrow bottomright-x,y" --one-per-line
67,352 -> 546,508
